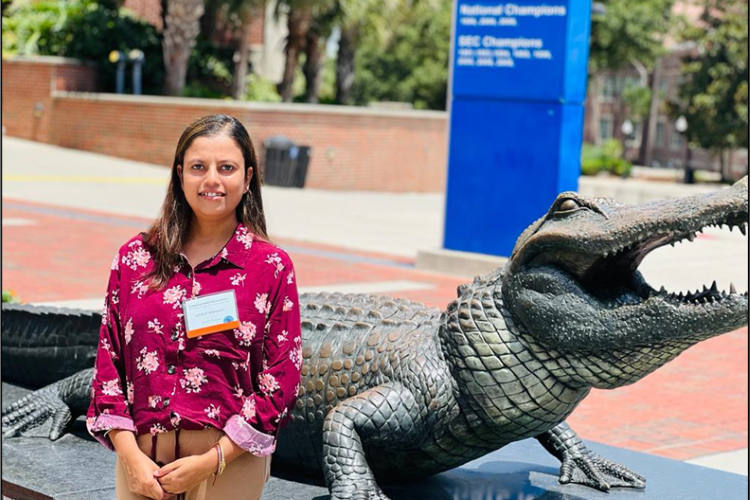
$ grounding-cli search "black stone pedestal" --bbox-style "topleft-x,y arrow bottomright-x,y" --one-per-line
3,383 -> 747,500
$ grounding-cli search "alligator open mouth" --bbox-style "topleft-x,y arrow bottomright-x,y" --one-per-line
511,178 -> 749,314
570,211 -> 749,307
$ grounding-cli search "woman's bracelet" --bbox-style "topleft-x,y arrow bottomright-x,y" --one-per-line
212,443 -> 226,485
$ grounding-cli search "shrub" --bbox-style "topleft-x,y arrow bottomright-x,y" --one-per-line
3,0 -> 164,94
581,139 -> 633,177
244,74 -> 282,103
2,289 -> 18,303
184,36 -> 234,98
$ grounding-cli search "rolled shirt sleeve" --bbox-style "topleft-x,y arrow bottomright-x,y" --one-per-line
225,255 -> 302,456
86,255 -> 136,450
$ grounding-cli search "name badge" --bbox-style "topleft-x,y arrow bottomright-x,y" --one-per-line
182,290 -> 240,338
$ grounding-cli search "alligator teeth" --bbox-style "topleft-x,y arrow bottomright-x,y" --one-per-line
711,281 -> 718,292
659,286 -> 667,294
741,225 -> 747,236
730,283 -> 737,294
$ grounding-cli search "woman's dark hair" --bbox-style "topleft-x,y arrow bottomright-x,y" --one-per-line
144,114 -> 268,290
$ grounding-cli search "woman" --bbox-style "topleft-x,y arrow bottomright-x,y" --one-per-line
86,115 -> 302,500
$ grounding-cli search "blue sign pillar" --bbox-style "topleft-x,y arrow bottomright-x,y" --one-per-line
444,1 -> 591,256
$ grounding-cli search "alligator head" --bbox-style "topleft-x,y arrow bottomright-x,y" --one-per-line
502,177 -> 748,389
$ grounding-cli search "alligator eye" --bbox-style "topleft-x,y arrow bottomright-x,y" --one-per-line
556,199 -> 581,213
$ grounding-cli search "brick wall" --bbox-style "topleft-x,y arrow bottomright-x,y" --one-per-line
1,57 -> 97,143
123,0 -> 163,29
3,57 -> 448,192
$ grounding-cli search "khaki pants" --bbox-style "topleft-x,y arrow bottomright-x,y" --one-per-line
115,428 -> 271,500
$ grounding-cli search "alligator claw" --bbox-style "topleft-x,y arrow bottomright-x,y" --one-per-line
559,451 -> 646,491
331,480 -> 392,500
2,386 -> 73,440
331,493 -> 391,500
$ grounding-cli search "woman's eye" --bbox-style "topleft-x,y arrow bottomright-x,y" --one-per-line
221,164 -> 236,171
191,164 -> 204,170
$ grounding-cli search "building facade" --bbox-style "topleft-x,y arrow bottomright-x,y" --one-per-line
583,2 -> 748,180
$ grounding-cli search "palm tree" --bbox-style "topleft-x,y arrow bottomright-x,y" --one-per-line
219,0 -> 265,100
302,3 -> 338,102
275,0 -> 317,102
163,0 -> 205,95
334,0 -> 399,104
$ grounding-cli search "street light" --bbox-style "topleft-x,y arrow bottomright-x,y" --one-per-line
674,115 -> 693,184
109,50 -> 126,94
621,119 -> 634,137
675,115 -> 688,134
620,119 -> 635,179
128,49 -> 145,96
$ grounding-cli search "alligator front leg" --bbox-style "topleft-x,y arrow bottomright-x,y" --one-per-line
536,422 -> 646,492
2,368 -> 93,440
323,382 -> 423,500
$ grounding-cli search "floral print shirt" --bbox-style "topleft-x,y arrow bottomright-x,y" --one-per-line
86,224 -> 301,457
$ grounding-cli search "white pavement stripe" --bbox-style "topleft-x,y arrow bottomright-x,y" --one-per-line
32,299 -> 105,311
30,281 -> 435,311
686,448 -> 748,476
2,218 -> 37,226
300,280 -> 434,295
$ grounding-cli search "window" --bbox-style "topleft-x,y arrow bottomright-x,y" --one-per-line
599,117 -> 614,141
656,122 -> 666,148
601,76 -> 616,101
658,78 -> 669,98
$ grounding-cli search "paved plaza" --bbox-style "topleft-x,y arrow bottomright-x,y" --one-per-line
1,137 -> 747,475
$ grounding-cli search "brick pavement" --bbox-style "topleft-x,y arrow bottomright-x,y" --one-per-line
2,198 -> 747,462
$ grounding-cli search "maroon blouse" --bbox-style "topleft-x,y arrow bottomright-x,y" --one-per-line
86,224 -> 301,456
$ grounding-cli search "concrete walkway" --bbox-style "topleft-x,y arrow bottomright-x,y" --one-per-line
2,137 -> 747,475
3,137 -> 747,292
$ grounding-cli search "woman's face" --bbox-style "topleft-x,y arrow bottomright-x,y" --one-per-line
178,134 -> 251,224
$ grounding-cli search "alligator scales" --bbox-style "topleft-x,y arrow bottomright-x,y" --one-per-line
3,178 -> 749,498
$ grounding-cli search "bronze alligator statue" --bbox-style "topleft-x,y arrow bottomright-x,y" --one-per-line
3,177 -> 748,498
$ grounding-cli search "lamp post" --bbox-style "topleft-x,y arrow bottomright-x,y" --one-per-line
109,50 -> 126,94
675,115 -> 692,184
621,119 -> 634,146
128,49 -> 145,95
619,119 -> 635,178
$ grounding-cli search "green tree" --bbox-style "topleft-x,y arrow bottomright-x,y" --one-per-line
588,0 -> 675,157
589,0 -> 675,74
352,0 -> 451,110
332,0 -> 398,105
673,0 -> 748,172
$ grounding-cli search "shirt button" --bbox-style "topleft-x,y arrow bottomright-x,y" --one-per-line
163,398 -> 170,407
167,365 -> 176,375
171,332 -> 179,341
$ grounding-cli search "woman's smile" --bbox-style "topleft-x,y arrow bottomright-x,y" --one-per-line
199,191 -> 226,201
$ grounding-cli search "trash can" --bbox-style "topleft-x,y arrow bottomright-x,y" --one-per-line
262,135 -> 311,188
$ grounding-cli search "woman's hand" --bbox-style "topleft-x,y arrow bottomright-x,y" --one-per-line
110,429 -> 170,500
120,450 -> 170,500
154,452 -> 216,495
